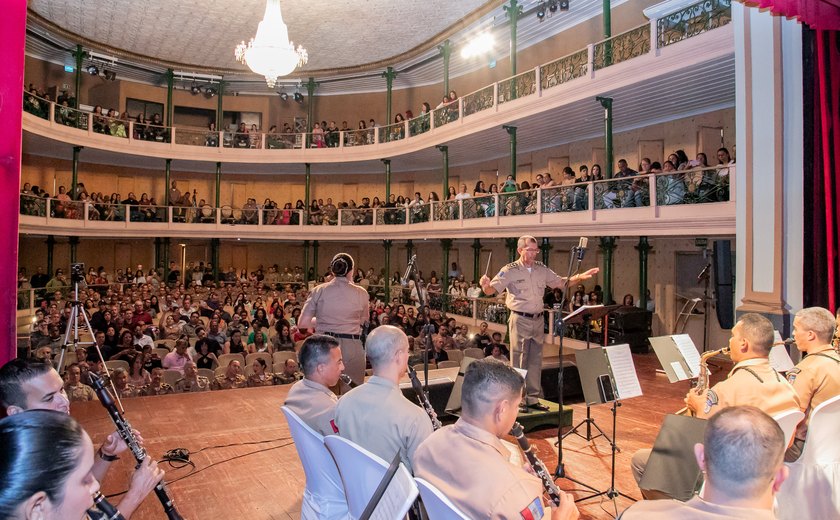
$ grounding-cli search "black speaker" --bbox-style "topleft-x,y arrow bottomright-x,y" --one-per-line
713,240 -> 734,330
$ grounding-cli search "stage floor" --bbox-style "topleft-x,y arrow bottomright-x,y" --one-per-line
72,352 -> 731,520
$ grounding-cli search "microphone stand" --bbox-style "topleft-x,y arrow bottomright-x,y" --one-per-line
554,244 -> 580,479
405,257 -> 433,394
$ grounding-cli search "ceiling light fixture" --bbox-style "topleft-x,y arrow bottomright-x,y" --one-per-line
461,31 -> 495,59
279,92 -> 289,101
191,84 -> 201,95
235,0 -> 308,88
103,70 -> 116,81
205,87 -> 218,98
293,92 -> 304,104
86,64 -> 99,76
536,1 -> 546,21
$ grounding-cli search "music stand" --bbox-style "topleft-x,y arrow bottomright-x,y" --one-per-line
562,304 -> 620,444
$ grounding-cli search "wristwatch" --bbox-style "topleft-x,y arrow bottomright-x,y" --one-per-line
97,446 -> 120,462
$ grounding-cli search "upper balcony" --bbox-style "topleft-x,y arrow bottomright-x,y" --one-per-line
22,0 -> 735,170
19,165 -> 735,239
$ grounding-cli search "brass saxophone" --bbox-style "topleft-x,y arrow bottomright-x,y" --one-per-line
677,346 -> 730,416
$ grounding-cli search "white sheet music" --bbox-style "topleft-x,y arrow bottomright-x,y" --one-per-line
672,334 -> 701,377
370,464 -> 419,520
770,330 -> 795,372
671,361 -> 689,381
563,304 -> 605,322
605,344 -> 643,400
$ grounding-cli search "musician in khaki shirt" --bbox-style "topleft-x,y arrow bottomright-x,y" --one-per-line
480,235 -> 598,409
299,253 -> 369,386
284,334 -> 344,436
620,406 -> 787,520
413,359 -> 579,520
632,313 -> 800,499
785,307 -> 840,461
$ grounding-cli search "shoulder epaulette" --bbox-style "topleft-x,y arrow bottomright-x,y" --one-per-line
535,261 -> 546,267
504,261 -> 519,269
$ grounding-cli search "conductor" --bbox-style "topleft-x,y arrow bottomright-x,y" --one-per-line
480,235 -> 598,411
299,253 -> 370,385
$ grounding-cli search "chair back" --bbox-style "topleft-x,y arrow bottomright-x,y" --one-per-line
463,348 -> 484,360
772,409 -> 805,449
438,360 -> 460,369
273,351 -> 297,365
446,350 -> 464,363
196,368 -> 215,380
246,351 -> 273,368
280,407 -> 349,520
162,369 -> 182,387
104,360 -> 130,373
153,347 -> 171,359
415,478 -> 470,519
801,394 -> 840,464
218,353 -> 245,368
324,435 -> 418,520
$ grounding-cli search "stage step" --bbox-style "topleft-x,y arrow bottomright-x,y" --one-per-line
517,399 -> 573,433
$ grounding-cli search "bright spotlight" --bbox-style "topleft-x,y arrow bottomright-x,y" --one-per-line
461,32 -> 495,59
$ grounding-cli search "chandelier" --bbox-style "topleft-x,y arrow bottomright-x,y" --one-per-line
235,0 -> 308,88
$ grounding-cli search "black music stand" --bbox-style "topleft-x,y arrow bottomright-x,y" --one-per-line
562,304 -> 620,444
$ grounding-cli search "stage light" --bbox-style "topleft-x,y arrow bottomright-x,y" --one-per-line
559,0 -> 569,11
279,92 -> 289,101
461,31 -> 495,59
204,87 -> 217,98
549,0 -> 559,13
103,70 -> 116,81
294,92 -> 304,103
536,1 -> 546,21
191,84 -> 201,95
86,65 -> 99,76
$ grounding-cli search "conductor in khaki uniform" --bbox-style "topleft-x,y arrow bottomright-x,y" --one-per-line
284,334 -> 345,436
619,406 -> 788,520
785,306 -> 840,461
299,253 -> 369,386
631,313 -> 800,499
480,235 -> 598,410
413,358 -> 579,520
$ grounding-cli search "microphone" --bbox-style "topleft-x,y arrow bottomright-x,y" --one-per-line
401,255 -> 417,286
576,237 -> 588,261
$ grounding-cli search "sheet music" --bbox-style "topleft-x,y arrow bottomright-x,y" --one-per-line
369,464 -> 418,520
770,330 -> 795,372
671,361 -> 689,381
672,334 -> 701,377
563,304 -> 605,322
605,344 -> 643,400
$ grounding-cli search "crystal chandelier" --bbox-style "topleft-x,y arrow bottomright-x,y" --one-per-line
235,0 -> 308,88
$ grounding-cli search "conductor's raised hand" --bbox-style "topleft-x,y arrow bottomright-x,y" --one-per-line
579,267 -> 599,280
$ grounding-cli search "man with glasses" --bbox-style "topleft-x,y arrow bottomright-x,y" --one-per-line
480,235 -> 598,412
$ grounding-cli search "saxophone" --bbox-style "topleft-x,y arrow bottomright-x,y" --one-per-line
677,346 -> 730,416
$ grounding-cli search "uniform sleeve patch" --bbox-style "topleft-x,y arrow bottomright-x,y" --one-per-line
520,497 -> 544,520
498,270 -> 505,278
330,419 -> 339,434
786,367 -> 801,384
704,389 -> 719,415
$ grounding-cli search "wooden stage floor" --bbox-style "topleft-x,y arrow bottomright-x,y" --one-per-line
72,352 -> 731,520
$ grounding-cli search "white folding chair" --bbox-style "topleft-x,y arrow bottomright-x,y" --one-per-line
280,407 -> 349,520
415,477 -> 470,520
772,408 -> 805,448
776,395 -> 840,520
324,435 -> 418,520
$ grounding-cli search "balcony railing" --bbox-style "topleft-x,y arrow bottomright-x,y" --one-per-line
21,0 -> 732,158
19,165 -> 734,233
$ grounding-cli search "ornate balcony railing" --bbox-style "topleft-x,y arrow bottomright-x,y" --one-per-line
22,1 -> 731,160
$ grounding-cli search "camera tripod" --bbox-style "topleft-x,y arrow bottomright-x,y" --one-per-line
54,279 -> 96,374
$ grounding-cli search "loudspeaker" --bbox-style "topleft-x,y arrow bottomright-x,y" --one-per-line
713,240 -> 734,330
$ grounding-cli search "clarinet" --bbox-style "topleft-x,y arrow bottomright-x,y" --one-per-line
407,365 -> 442,430
339,373 -> 358,388
91,492 -> 125,520
510,421 -> 562,507
88,373 -> 185,520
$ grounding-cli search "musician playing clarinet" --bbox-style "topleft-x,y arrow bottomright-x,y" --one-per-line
413,358 -> 579,520
0,359 -> 163,519
284,334 -> 345,436
480,235 -> 598,413
334,325 -> 433,475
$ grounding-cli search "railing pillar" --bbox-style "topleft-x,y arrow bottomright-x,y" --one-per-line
649,18 -> 659,55
48,102 -> 55,125
587,44 -> 596,78
128,121 -> 134,142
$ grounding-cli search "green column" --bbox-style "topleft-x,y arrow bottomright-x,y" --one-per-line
312,240 -> 319,280
437,145 -> 449,197
439,40 -> 452,95
540,237 -> 552,266
503,0 -> 523,76
383,240 -> 392,302
506,238 -> 518,262
383,67 -> 397,126
597,96 -> 614,178
304,163 -> 311,222
306,77 -> 316,147
164,69 -> 174,126
599,237 -> 617,305
46,236 -> 55,276
164,159 -> 172,206
72,45 -> 85,109
215,162 -> 222,208
154,238 -> 162,274
69,236 -> 79,264
504,126 -> 517,180
71,146 -> 82,198
441,239 -> 452,306
602,0 -> 613,67
406,240 -> 414,263
383,159 -> 391,201
215,81 -> 224,130
472,239 -> 482,283
303,241 -> 310,284
636,237 -> 652,311
211,238 -> 220,282
162,237 -> 170,281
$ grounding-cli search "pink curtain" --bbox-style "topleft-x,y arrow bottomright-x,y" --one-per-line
744,0 -> 840,30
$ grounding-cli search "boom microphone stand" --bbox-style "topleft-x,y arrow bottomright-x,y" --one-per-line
403,255 -> 434,393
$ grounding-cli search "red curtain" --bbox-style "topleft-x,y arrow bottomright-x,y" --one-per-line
804,29 -> 840,311
743,1 -> 840,30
